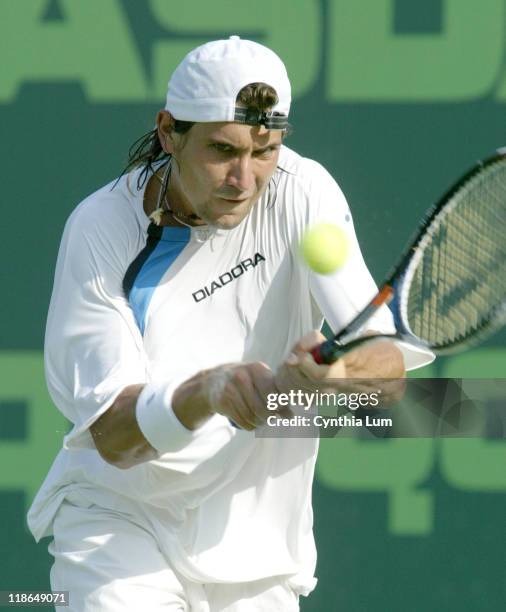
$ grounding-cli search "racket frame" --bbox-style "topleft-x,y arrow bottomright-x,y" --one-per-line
312,149 -> 506,364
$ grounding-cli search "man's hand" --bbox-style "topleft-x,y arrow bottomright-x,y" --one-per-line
275,330 -> 406,405
173,362 -> 279,431
275,331 -> 343,393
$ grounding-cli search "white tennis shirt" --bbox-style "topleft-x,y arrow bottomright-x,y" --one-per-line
28,145 -> 433,593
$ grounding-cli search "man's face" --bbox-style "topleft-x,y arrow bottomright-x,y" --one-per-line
165,118 -> 283,229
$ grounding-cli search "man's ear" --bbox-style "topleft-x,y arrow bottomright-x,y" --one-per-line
156,110 -> 176,154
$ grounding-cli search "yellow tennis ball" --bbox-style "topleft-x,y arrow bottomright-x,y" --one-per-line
300,223 -> 350,274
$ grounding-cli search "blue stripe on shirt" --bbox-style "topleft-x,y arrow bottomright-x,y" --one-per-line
128,226 -> 191,334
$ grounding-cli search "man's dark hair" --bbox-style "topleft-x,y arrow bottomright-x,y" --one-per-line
124,83 -> 286,189
236,82 -> 279,113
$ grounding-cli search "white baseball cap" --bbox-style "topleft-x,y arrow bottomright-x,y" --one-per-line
165,35 -> 291,129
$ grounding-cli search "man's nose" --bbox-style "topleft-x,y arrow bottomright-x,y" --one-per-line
226,155 -> 254,192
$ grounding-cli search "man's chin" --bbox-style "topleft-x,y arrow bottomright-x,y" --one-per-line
205,210 -> 250,230
210,216 -> 245,230
201,197 -> 258,229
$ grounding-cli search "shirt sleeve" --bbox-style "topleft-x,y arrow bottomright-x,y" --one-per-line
300,159 -> 434,371
45,196 -> 149,450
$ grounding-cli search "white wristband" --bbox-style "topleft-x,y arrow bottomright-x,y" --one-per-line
135,381 -> 197,454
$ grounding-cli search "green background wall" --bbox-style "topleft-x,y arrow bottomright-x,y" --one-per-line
1,1 -> 505,610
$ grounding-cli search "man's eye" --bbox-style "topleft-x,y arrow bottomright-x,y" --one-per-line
212,144 -> 234,154
255,147 -> 277,158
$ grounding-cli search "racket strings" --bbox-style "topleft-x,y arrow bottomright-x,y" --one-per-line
407,158 -> 506,348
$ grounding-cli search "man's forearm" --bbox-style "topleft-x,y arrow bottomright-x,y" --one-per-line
90,384 -> 158,469
89,380 -> 211,469
89,362 -> 276,468
342,339 -> 405,379
337,340 -> 406,405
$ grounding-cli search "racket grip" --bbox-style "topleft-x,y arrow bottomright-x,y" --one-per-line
311,339 -> 345,365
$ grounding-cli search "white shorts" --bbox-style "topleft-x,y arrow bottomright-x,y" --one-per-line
48,495 -> 300,612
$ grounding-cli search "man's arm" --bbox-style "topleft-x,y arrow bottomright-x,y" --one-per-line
275,330 -> 406,404
90,385 -> 155,469
90,362 -> 277,469
91,332 -> 404,471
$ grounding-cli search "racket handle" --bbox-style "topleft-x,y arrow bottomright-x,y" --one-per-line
311,339 -> 345,365
312,333 -> 398,364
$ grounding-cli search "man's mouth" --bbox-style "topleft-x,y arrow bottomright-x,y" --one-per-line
218,196 -> 249,203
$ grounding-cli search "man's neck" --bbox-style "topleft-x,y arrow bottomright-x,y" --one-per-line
143,166 -> 205,227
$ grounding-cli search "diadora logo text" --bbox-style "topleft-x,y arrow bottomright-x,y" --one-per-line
192,253 -> 266,303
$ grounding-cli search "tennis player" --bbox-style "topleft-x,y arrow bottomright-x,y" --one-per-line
28,36 -> 433,611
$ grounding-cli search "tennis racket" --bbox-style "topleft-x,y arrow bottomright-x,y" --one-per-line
312,148 -> 506,365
